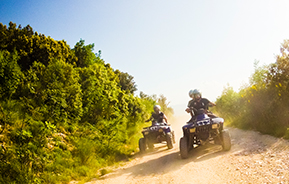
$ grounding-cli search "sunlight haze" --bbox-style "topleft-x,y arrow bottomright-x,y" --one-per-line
1,0 -> 289,116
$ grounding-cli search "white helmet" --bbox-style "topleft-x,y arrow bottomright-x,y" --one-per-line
153,105 -> 161,112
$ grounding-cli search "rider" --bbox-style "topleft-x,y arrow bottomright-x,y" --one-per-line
185,89 -> 217,118
146,105 -> 168,125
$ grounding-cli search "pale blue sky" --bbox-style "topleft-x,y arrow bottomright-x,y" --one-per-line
1,0 -> 289,115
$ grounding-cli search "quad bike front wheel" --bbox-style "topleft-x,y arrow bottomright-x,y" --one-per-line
166,133 -> 173,149
213,135 -> 222,145
180,137 -> 189,159
139,138 -> 146,153
221,130 -> 231,151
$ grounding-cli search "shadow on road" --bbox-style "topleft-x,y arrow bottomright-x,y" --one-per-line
99,143 -> 228,180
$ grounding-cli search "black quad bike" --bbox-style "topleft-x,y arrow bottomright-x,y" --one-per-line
139,121 -> 175,153
179,109 -> 231,159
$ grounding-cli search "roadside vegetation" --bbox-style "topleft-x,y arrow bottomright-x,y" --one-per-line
0,22 -> 173,184
214,40 -> 289,138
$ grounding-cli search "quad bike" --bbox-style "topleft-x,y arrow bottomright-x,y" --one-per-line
179,108 -> 231,159
139,121 -> 175,153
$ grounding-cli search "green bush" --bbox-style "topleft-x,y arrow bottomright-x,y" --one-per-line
215,43 -> 289,138
0,22 -> 158,183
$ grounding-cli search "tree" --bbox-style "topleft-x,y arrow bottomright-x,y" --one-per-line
115,70 -> 137,94
72,39 -> 102,68
0,51 -> 23,99
0,22 -> 75,71
157,94 -> 174,118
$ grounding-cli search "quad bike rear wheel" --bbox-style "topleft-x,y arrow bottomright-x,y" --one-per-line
166,133 -> 173,149
146,139 -> 154,150
221,130 -> 231,151
139,138 -> 146,153
180,137 -> 189,159
172,131 -> 176,144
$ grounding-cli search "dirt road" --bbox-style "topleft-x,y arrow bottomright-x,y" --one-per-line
86,121 -> 289,184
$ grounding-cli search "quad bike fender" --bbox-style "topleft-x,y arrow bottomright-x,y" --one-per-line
164,126 -> 172,133
211,117 -> 224,124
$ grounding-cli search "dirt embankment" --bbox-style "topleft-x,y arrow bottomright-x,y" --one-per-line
80,122 -> 289,184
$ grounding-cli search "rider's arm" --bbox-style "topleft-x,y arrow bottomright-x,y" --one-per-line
163,114 -> 168,123
209,101 -> 216,107
186,100 -> 195,113
145,115 -> 153,122
202,98 -> 215,108
205,98 -> 215,107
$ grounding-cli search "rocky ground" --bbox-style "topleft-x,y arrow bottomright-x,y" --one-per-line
70,123 -> 289,184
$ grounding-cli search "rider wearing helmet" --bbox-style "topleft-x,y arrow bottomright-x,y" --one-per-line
186,89 -> 216,118
146,105 -> 168,125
